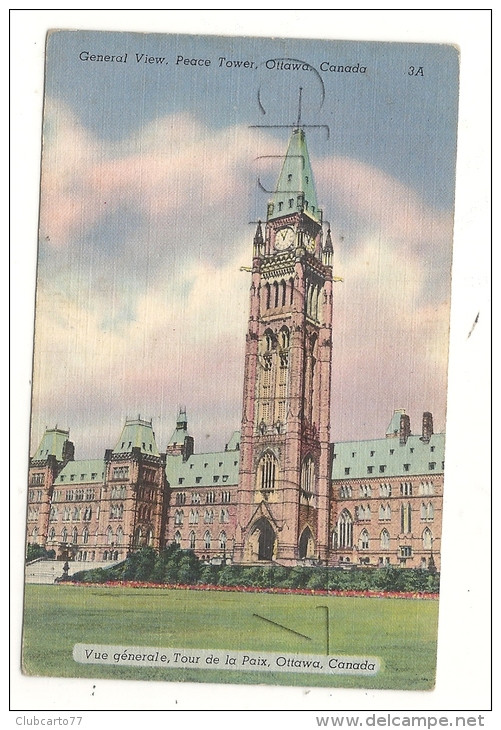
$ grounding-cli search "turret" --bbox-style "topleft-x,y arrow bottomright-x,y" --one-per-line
166,408 -> 194,461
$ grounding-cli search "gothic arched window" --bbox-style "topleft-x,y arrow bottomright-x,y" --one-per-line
301,456 -> 315,498
338,510 -> 353,548
423,528 -> 433,550
189,531 -> 196,550
257,451 -> 278,496
359,529 -> 369,550
380,529 -> 390,550
204,531 -> 211,550
279,326 -> 290,350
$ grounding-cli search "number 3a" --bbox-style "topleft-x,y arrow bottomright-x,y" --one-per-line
408,66 -> 424,76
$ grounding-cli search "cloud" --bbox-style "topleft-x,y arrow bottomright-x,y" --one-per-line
31,104 -> 455,456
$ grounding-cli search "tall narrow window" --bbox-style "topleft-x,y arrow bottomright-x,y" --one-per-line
380,529 -> 390,549
258,452 -> 278,496
401,503 -> 412,533
423,528 -> 433,550
265,283 -> 271,310
301,456 -> 315,498
359,529 -> 369,550
281,280 -> 287,306
189,531 -> 196,549
337,510 -> 353,548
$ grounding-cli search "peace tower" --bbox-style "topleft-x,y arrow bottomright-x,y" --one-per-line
234,127 -> 334,565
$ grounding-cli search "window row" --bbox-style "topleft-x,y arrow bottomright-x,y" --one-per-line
335,525 -> 434,551
63,488 -> 96,502
338,481 -> 436,499
179,473 -> 232,485
59,473 -> 100,483
175,509 -> 230,525
262,280 -> 294,311
28,489 -> 43,502
111,485 -> 127,500
137,504 -> 153,522
175,491 -> 232,505
335,508 -> 435,547
174,530 -> 227,551
30,473 -> 45,486
112,466 -> 130,480
50,506 -> 93,522
109,503 -> 124,520
47,524 -> 116,545
355,503 -> 434,522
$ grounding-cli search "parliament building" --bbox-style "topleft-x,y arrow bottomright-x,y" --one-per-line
26,127 -> 444,571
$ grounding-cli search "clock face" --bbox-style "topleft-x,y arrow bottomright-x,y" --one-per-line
275,226 -> 295,250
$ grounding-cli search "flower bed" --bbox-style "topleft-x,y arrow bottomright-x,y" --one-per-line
60,580 -> 439,600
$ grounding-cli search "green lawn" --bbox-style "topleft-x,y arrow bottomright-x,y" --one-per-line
22,585 -> 439,690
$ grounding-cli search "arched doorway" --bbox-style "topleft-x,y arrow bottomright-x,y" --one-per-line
298,527 -> 315,560
247,518 -> 276,561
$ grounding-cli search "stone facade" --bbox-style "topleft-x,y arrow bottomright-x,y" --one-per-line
26,129 -> 444,571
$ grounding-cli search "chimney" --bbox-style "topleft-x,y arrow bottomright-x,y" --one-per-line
399,413 -> 411,445
421,412 -> 434,442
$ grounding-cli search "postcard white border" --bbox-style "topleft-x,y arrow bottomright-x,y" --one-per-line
10,8 -> 492,717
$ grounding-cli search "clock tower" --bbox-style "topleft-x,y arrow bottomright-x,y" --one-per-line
234,127 -> 334,565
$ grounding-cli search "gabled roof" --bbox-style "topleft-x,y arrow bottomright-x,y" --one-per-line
54,459 -> 105,485
331,433 -> 445,481
32,428 -> 70,462
113,418 -> 160,457
268,128 -> 321,224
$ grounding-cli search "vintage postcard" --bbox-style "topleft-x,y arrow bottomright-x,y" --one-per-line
22,29 -> 460,691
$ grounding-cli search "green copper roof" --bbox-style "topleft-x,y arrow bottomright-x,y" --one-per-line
268,128 -> 321,223
54,459 -> 105,485
32,427 -> 70,462
225,431 -> 241,451
113,419 -> 160,457
331,433 -> 445,481
166,448 -> 240,490
385,409 -> 406,437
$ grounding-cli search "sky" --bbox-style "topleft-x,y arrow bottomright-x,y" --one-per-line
30,30 -> 460,459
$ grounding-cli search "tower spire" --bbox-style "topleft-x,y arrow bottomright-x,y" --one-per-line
267,126 -> 321,224
296,86 -> 303,129
253,219 -> 264,256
